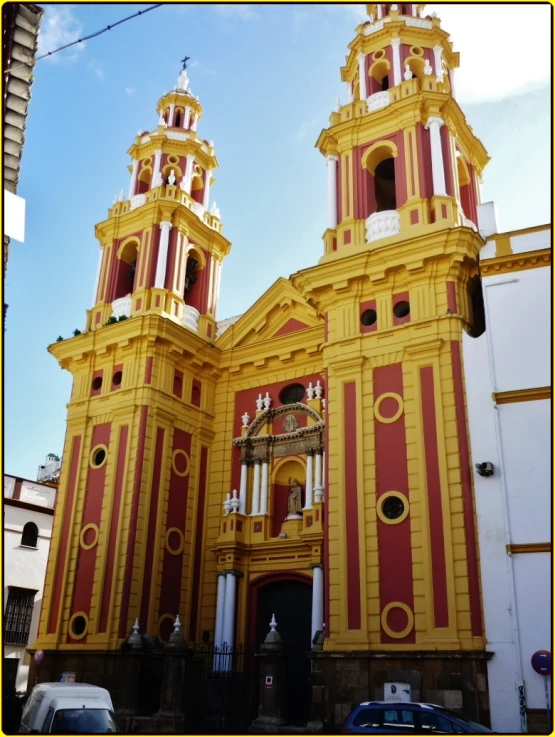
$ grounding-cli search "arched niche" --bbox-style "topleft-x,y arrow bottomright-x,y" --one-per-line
183,245 -> 207,312
112,237 -> 140,300
362,140 -> 399,216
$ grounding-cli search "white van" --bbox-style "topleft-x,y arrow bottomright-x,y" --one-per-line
19,682 -> 118,734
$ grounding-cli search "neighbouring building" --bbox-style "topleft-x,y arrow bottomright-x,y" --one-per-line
3,2 -> 43,325
30,3 -> 550,733
463,220 -> 551,734
4,467 -> 57,692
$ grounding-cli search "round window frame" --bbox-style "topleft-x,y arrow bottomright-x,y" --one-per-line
360,309 -> 377,327
372,49 -> 386,61
79,523 -> 100,550
377,491 -> 409,525
112,371 -> 123,387
90,444 -> 108,469
68,612 -> 89,640
172,449 -> 190,477
91,376 -> 103,392
278,383 -> 306,405
410,45 -> 424,57
393,300 -> 411,319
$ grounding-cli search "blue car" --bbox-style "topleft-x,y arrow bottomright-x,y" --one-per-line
342,701 -> 495,734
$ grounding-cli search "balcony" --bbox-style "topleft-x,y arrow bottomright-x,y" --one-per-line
111,295 -> 132,319
366,90 -> 391,113
129,193 -> 146,211
182,305 -> 200,333
365,210 -> 401,243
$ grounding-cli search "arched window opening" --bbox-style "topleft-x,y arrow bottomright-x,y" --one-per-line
279,383 -> 305,405
163,108 -> 169,124
137,168 -> 151,195
162,164 -> 183,186
405,57 -> 424,80
374,158 -> 397,212
189,114 -> 195,130
457,156 -> 474,223
175,109 -> 182,127
21,522 -> 38,548
113,241 -> 138,301
380,74 -> 390,91
369,60 -> 390,96
191,174 -> 204,204
466,275 -> 486,338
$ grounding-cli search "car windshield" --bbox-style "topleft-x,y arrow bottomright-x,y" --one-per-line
52,708 -> 117,734
437,707 -> 494,733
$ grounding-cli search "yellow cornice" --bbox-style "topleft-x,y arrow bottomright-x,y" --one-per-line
157,91 -> 202,115
480,247 -> 551,277
127,133 -> 218,171
493,386 -> 551,405
485,223 -> 550,245
441,98 -> 490,174
506,542 -> 551,554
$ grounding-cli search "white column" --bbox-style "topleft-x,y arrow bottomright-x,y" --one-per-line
357,53 -> 367,100
151,149 -> 162,189
314,451 -> 323,501
377,4 -> 383,19
202,169 -> 212,209
155,221 -> 172,288
391,38 -> 402,86
411,4 -> 417,16
433,45 -> 443,79
191,114 -> 198,132
239,460 -> 248,515
183,106 -> 191,130
326,155 -> 338,229
346,83 -> 353,103
426,117 -> 447,197
322,451 -> 326,494
449,68 -> 456,99
91,249 -> 103,306
260,460 -> 269,515
168,103 -> 175,126
222,571 -> 237,651
251,461 -> 261,516
311,565 -> 324,643
214,572 -> 226,648
303,452 -> 314,510
184,154 -> 195,195
128,159 -> 139,200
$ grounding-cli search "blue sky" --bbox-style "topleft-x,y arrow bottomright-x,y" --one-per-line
5,3 -> 551,479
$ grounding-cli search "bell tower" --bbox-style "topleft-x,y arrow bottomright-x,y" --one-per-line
35,66 -> 230,655
294,2 -> 490,670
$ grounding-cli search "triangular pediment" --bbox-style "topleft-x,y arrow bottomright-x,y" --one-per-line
216,277 -> 323,350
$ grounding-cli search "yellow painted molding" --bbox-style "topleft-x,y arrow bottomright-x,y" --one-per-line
506,543 -> 551,554
68,612 -> 89,641
381,602 -> 415,639
165,527 -> 185,556
494,386 -> 551,404
481,248 -> 551,277
89,444 -> 108,469
373,392 -> 404,424
79,523 -> 100,551
376,492 -> 410,526
171,449 -> 190,477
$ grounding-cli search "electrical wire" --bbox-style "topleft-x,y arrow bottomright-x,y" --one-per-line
3,3 -> 163,75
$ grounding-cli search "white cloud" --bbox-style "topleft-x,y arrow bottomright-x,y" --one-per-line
88,58 -> 104,80
425,4 -> 551,103
213,4 -> 259,21
38,6 -> 85,62
124,87 -> 135,96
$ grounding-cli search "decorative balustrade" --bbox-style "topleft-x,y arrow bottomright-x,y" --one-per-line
111,295 -> 132,319
182,304 -> 200,332
129,194 -> 146,211
366,90 -> 391,113
365,210 -> 401,243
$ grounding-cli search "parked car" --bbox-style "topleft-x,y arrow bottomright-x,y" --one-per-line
19,682 -> 118,734
342,702 -> 494,734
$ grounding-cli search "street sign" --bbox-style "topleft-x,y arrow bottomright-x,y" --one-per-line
384,683 -> 411,702
34,650 -> 44,666
531,650 -> 552,677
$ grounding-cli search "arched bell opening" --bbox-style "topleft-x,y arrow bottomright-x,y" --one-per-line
136,167 -> 151,195
404,56 -> 425,80
368,59 -> 391,95
112,239 -> 139,301
374,158 -> 397,212
363,142 -> 399,218
191,168 -> 205,204
457,156 -> 476,224
183,246 -> 206,312
465,274 -> 486,338
174,107 -> 184,128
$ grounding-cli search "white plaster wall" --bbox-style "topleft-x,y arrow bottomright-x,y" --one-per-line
4,475 -> 15,498
497,400 -> 551,544
513,553 -> 552,709
483,267 -> 551,392
480,225 -> 550,259
462,330 -> 523,732
4,504 -> 53,691
19,480 -> 56,508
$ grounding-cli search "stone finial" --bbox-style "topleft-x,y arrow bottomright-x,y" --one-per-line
423,59 -> 433,75
322,398 -> 326,410
334,98 -> 341,112
209,140 -> 214,148
167,614 -> 186,650
262,613 -> 282,650
128,618 -> 143,649
210,201 -> 221,218
263,392 -> 272,410
223,493 -> 231,515
256,394 -> 264,411
158,111 -> 165,126
179,175 -> 188,192
306,382 -> 315,400
230,489 -> 240,513
269,614 -> 278,633
404,65 -> 413,81
315,380 -> 323,398
152,171 -> 163,188
241,411 -> 250,428
168,169 -> 176,185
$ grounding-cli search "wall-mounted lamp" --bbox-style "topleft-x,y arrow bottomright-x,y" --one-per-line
475,462 -> 494,477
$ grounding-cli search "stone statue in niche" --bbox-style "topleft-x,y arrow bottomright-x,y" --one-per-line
286,477 -> 303,518
282,414 -> 299,433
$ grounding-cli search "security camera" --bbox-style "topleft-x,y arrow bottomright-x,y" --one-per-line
475,462 -> 494,477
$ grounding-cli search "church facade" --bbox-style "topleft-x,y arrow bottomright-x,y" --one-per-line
31,4 -> 549,732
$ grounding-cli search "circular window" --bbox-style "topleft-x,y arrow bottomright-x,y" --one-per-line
69,613 -> 88,640
112,371 -> 123,387
142,156 -> 152,168
279,383 -> 305,405
90,446 -> 107,469
168,154 -> 180,165
360,309 -> 377,327
372,49 -> 385,60
382,496 -> 404,520
410,45 -> 424,57
377,492 -> 409,524
393,301 -> 410,318
92,376 -> 102,392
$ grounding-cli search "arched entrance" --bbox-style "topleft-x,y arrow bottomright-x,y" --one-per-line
251,575 -> 312,726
